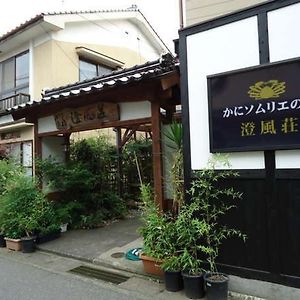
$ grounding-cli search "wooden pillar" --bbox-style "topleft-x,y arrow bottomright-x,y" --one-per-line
115,127 -> 123,198
151,101 -> 164,211
63,133 -> 71,162
33,119 -> 42,187
33,119 -> 42,174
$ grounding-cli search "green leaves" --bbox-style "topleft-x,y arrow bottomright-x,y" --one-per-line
188,154 -> 246,273
0,175 -> 57,238
164,121 -> 183,151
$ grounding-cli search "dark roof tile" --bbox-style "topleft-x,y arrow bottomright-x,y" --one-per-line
9,54 -> 178,113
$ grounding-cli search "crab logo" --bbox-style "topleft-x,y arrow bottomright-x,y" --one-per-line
248,80 -> 286,100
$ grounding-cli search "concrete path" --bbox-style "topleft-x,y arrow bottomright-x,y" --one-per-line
35,212 -> 300,300
38,212 -> 142,263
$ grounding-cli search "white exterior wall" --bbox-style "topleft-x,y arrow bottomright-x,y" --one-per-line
38,116 -> 58,134
41,136 -> 65,163
187,17 -> 264,170
53,19 -> 161,61
268,2 -> 300,169
120,101 -> 151,121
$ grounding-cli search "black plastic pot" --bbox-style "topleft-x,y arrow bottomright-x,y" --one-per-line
182,272 -> 205,299
164,270 -> 183,292
204,272 -> 229,300
21,236 -> 36,253
36,230 -> 61,244
0,234 -> 6,248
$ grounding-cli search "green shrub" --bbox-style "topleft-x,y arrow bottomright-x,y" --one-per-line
37,135 -> 128,229
189,155 -> 246,273
0,175 -> 57,238
0,159 -> 22,195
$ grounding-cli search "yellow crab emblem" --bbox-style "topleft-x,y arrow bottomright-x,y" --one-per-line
248,80 -> 286,100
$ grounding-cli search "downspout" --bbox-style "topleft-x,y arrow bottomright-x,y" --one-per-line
179,0 -> 184,29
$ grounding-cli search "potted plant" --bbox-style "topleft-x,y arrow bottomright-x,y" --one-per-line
161,255 -> 183,292
0,173 -> 58,253
36,224 -> 61,244
190,155 -> 246,300
175,200 -> 208,299
54,201 -> 76,232
0,160 -> 22,249
3,224 -> 24,251
138,183 -> 166,276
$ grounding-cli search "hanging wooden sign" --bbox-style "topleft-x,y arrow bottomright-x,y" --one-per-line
54,102 -> 119,130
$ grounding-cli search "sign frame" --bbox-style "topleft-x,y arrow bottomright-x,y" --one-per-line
207,56 -> 300,153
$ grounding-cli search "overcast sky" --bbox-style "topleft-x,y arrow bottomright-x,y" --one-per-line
0,0 -> 180,51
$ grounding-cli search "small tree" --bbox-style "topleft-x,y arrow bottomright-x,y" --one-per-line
189,154 -> 246,273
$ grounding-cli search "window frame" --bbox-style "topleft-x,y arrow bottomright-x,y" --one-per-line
0,51 -> 29,100
3,140 -> 33,176
79,57 -> 114,81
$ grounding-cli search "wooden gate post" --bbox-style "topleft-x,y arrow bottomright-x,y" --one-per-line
151,101 -> 164,211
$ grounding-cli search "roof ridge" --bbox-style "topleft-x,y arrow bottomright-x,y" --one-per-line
43,7 -> 138,16
0,7 -> 139,43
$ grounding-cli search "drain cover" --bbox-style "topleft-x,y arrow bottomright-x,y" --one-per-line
111,252 -> 125,258
69,265 -> 130,284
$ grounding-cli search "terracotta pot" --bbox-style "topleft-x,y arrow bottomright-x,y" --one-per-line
4,238 -> 22,251
140,253 -> 163,277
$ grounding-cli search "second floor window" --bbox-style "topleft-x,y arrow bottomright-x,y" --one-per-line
79,59 -> 113,81
0,51 -> 29,100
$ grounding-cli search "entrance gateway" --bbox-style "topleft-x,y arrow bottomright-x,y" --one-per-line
179,0 -> 300,288
10,54 -> 180,211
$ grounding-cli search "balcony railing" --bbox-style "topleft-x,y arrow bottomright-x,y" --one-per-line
0,93 -> 31,112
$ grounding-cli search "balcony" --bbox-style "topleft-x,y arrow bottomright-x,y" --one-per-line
0,93 -> 30,112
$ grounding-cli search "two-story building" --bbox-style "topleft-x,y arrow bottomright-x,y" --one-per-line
0,7 -> 169,174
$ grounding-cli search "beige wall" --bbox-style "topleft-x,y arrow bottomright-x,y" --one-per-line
33,40 -> 147,99
0,125 -> 34,145
186,0 -> 268,26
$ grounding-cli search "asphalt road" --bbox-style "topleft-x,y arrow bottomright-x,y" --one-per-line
0,255 -> 146,300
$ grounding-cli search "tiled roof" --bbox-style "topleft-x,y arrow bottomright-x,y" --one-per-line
0,6 -> 140,44
9,54 -> 178,113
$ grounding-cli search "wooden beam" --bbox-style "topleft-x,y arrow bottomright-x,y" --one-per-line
120,126 -> 139,148
15,80 -> 162,121
37,117 -> 152,137
160,72 -> 179,90
151,101 -> 164,211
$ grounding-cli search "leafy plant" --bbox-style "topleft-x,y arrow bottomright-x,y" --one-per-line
122,138 -> 153,200
0,175 -> 57,238
138,183 -> 184,270
190,154 -> 246,273
36,134 -> 131,229
161,255 -> 182,272
39,223 -> 61,236
164,121 -> 184,214
0,159 -> 22,196
175,200 -> 209,275
138,184 -> 168,259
